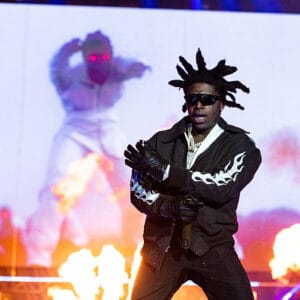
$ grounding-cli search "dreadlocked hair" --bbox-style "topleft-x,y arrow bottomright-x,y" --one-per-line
169,48 -> 250,112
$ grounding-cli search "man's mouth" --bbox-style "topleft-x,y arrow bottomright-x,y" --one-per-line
192,113 -> 206,122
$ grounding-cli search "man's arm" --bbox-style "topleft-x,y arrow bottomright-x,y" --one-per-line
130,170 -> 200,223
125,137 -> 261,208
166,139 -> 261,207
50,38 -> 81,94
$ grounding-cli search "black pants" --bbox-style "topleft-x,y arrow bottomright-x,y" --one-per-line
131,243 -> 254,300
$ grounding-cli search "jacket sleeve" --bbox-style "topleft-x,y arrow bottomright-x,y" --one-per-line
165,135 -> 262,207
129,170 -> 175,218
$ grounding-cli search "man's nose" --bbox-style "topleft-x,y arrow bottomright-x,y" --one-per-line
195,100 -> 204,108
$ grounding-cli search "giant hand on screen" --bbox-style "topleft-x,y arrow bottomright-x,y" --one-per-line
111,57 -> 151,80
59,38 -> 82,57
125,61 -> 151,78
124,141 -> 168,182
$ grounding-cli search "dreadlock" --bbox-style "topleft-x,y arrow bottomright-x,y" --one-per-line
169,48 -> 250,111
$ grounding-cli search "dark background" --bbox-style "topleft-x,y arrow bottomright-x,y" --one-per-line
3,0 -> 300,14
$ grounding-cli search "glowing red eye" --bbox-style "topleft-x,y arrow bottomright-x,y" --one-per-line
101,54 -> 110,61
88,54 -> 110,62
88,54 -> 97,62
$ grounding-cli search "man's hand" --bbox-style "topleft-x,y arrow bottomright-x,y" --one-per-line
124,141 -> 168,182
159,195 -> 203,223
177,199 -> 199,223
58,38 -> 82,57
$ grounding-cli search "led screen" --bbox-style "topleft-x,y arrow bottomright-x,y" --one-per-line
0,3 -> 299,281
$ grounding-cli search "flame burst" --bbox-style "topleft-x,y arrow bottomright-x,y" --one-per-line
52,153 -> 113,213
50,245 -> 129,300
269,223 -> 300,283
59,248 -> 100,299
48,287 -> 78,300
97,245 -> 128,300
126,242 -> 143,300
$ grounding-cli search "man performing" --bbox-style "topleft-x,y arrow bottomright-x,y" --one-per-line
124,48 -> 261,299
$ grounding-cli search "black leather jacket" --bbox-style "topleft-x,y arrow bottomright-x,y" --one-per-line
130,116 -> 261,270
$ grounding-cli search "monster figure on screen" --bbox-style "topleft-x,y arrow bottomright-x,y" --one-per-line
124,49 -> 262,299
22,30 -> 150,267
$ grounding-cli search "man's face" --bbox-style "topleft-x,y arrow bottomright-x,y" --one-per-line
185,82 -> 224,133
85,51 -> 112,85
82,32 -> 113,85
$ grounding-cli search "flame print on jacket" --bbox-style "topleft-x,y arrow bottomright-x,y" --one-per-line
191,152 -> 246,186
130,172 -> 159,204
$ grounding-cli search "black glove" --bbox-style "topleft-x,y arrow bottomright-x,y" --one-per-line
124,140 -> 168,182
159,195 -> 202,223
132,169 -> 156,191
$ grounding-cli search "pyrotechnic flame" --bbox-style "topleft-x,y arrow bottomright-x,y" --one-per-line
253,290 -> 257,300
52,153 -> 113,213
48,287 -> 78,300
50,245 -> 129,300
269,223 -> 300,284
126,242 -> 143,300
58,248 -> 100,300
97,245 -> 128,300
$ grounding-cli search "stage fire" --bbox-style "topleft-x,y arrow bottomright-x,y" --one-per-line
52,153 -> 113,213
269,223 -> 300,284
47,243 -> 143,300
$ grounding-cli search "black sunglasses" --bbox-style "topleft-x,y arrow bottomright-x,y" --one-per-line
184,93 -> 220,106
